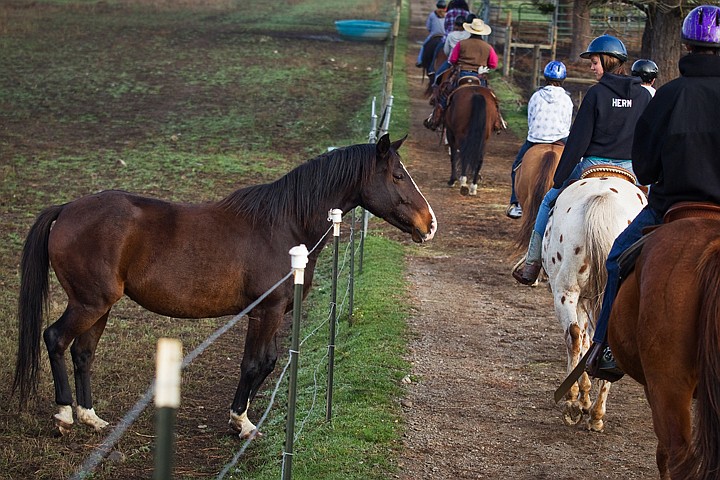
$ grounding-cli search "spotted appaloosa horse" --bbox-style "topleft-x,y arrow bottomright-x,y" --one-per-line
544,175 -> 646,431
13,134 -> 437,438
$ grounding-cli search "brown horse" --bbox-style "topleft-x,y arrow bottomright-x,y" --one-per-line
513,143 -> 563,253
13,134 -> 437,438
609,215 -> 720,479
444,81 -> 501,195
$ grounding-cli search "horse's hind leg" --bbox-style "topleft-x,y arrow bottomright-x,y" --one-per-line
447,133 -> 459,187
43,305 -> 111,434
71,312 -> 110,431
229,310 -> 283,438
469,154 -> 484,196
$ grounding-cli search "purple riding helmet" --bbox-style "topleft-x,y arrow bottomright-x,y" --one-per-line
682,4 -> 720,47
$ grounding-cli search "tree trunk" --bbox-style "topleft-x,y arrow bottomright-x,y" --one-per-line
642,5 -> 684,88
569,0 -> 593,60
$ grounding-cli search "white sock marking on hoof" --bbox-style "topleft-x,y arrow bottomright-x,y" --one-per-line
76,406 -> 109,431
229,410 -> 258,439
54,405 -> 74,435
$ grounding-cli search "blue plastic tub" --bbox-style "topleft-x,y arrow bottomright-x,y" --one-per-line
335,20 -> 392,41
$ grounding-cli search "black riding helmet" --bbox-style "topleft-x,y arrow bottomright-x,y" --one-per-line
631,59 -> 659,83
579,34 -> 628,62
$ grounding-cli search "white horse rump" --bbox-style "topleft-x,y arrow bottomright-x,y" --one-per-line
543,177 -> 646,431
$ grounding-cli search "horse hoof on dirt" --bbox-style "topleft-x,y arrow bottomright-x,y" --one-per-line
562,401 -> 583,426
448,180 -> 458,188
468,184 -> 478,196
586,417 -> 604,432
460,185 -> 469,196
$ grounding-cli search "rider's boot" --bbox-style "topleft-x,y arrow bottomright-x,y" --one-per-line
585,342 -> 625,382
512,230 -> 543,285
423,104 -> 444,131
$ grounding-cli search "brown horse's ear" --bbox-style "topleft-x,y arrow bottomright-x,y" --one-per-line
376,133 -> 391,157
391,134 -> 408,152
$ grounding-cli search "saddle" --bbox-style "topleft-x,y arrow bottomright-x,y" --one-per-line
618,201 -> 720,279
580,164 -> 648,196
580,164 -> 637,184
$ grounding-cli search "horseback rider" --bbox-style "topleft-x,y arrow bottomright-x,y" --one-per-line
425,0 -> 471,77
506,60 -> 574,219
586,5 -> 720,381
512,34 -> 651,285
631,59 -> 659,97
416,0 -> 447,68
430,13 -> 475,85
424,17 -> 498,131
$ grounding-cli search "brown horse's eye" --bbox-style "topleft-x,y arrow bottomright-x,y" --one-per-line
393,173 -> 404,181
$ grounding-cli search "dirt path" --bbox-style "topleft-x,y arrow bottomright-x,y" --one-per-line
396,3 -> 659,478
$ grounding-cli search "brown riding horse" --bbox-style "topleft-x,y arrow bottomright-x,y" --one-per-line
609,214 -> 720,479
513,143 -> 563,254
13,134 -> 437,438
443,80 -> 501,195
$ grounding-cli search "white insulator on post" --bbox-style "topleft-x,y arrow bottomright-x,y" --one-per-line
155,338 -> 183,409
328,208 -> 343,237
289,244 -> 309,285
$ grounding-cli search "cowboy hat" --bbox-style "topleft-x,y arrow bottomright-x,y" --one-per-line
463,18 -> 491,36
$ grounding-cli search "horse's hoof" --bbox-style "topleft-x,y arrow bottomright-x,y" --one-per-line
562,402 -> 583,426
54,417 -> 74,436
586,418 -> 604,432
468,184 -> 478,196
448,180 -> 457,188
460,185 -> 469,196
238,428 -> 263,440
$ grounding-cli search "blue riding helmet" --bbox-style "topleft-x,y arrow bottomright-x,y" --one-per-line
682,5 -> 720,47
543,60 -> 567,80
580,34 -> 628,62
631,59 -> 658,83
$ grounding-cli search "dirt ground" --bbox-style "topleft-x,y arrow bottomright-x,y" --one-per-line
395,2 -> 659,479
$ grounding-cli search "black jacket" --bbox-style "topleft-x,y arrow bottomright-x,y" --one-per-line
553,73 -> 651,187
633,53 -> 720,215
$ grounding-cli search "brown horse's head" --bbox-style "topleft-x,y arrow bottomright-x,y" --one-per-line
361,134 -> 437,243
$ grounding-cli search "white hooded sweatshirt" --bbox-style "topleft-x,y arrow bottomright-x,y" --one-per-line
526,85 -> 573,143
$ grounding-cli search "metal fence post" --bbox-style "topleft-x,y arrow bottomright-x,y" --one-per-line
282,244 -> 308,480
326,209 -> 342,421
154,338 -> 182,480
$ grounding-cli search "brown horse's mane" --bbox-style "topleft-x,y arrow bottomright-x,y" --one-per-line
217,143 -> 376,228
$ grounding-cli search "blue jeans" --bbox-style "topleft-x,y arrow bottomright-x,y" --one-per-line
592,206 -> 663,343
509,139 -> 567,205
433,60 -> 451,85
532,157 -> 636,236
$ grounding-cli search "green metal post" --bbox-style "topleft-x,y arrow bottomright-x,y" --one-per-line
282,244 -> 308,480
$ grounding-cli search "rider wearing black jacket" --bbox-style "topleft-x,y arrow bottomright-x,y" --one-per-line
552,73 -> 650,188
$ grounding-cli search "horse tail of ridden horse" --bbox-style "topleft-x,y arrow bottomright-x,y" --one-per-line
13,204 -> 64,405
582,193 -> 617,318
515,150 -> 558,253
460,92 -> 487,180
677,238 -> 720,479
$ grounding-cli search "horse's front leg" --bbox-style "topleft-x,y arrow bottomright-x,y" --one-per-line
71,312 -> 110,431
229,310 -> 283,439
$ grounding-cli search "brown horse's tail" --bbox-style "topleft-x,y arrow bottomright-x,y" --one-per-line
515,150 -> 558,254
12,204 -> 64,406
677,237 -> 720,479
460,92 -> 487,180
